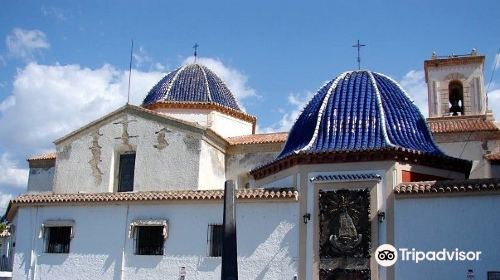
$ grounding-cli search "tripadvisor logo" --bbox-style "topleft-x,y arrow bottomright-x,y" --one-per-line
375,244 -> 398,267
374,244 -> 481,267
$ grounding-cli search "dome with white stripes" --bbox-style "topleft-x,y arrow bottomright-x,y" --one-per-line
142,64 -> 240,111
277,70 -> 444,159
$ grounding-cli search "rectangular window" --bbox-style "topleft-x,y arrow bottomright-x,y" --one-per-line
135,226 -> 164,255
207,224 -> 223,257
46,226 -> 72,253
118,153 -> 135,192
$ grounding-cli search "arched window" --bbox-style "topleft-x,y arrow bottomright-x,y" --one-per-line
449,80 -> 464,116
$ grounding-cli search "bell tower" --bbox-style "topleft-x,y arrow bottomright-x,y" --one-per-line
424,49 -> 489,118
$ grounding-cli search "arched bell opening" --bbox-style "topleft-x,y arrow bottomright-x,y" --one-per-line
449,80 -> 464,116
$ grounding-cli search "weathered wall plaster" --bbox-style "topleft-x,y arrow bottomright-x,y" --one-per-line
53,111 -> 204,193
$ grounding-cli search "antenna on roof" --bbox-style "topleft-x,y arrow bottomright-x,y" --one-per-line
352,40 -> 366,70
193,43 -> 199,63
127,40 -> 134,105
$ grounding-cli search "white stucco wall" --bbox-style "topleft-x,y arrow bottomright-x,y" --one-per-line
435,141 -> 488,178
209,111 -> 253,138
198,141 -> 225,189
226,151 -> 279,189
156,108 -> 210,127
11,201 -> 299,280
27,167 -> 54,193
155,108 -> 253,138
394,194 -> 500,279
53,111 -> 205,193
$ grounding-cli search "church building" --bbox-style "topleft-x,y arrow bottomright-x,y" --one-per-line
2,50 -> 500,280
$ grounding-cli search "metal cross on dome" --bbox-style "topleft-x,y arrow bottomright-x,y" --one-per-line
193,43 -> 199,62
352,40 -> 366,70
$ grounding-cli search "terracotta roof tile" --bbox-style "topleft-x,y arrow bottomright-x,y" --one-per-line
395,178 -> 500,196
27,152 -> 56,161
11,188 -> 297,204
0,228 -> 10,238
226,132 -> 288,145
427,116 -> 499,133
6,188 -> 298,220
485,152 -> 500,161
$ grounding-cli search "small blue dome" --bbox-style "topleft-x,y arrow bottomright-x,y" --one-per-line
142,64 -> 241,111
278,70 -> 444,158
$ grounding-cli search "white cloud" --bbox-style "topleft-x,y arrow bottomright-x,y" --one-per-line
0,55 -> 6,67
259,91 -> 314,133
487,88 -> 500,120
6,28 -> 50,60
0,153 -> 28,188
0,62 -> 163,159
398,70 -> 429,117
132,46 -> 152,68
0,62 -> 163,213
0,192 -> 13,215
41,6 -> 67,21
154,62 -> 166,72
493,53 -> 500,70
181,56 -> 257,105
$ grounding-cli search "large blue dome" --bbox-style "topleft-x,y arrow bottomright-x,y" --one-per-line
278,70 -> 444,158
142,64 -> 241,111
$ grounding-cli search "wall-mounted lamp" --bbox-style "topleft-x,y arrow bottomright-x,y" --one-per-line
378,211 -> 386,223
303,213 -> 311,224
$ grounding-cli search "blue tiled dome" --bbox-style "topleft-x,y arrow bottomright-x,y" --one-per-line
278,70 -> 444,158
142,64 -> 241,111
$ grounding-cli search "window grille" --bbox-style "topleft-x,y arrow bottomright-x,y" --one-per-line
129,219 -> 168,256
46,227 -> 71,254
135,226 -> 164,255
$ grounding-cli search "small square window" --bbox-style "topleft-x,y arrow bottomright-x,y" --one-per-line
45,226 -> 72,254
207,224 -> 223,257
135,226 -> 164,255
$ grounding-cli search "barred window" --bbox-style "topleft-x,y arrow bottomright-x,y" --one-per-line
46,226 -> 71,254
129,219 -> 168,256
135,226 -> 164,255
207,224 -> 223,257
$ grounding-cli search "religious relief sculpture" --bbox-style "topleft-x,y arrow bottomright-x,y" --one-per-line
319,189 -> 370,280
329,196 -> 362,253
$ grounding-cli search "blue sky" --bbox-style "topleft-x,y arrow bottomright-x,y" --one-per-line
1,0 -> 500,212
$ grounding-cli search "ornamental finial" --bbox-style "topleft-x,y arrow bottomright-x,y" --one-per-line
193,43 -> 199,63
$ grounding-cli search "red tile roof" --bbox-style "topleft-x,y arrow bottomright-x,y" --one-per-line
395,178 -> 500,196
0,228 -> 10,238
485,152 -> 500,161
6,188 -> 298,220
427,116 -> 499,133
226,132 -> 288,145
27,152 -> 56,161
251,147 -> 472,180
